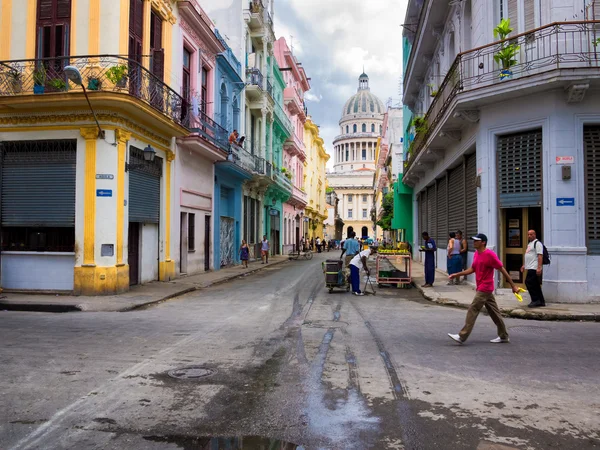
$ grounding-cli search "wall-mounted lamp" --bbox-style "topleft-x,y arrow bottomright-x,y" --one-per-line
125,145 -> 156,172
63,65 -> 106,140
271,198 -> 277,206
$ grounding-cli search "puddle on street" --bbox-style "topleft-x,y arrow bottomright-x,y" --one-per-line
143,435 -> 304,449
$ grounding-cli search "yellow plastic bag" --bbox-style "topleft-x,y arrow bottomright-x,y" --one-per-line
514,287 -> 527,302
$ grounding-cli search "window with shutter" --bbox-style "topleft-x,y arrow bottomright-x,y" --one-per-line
129,0 -> 144,62
427,184 -> 436,243
436,176 -> 448,248
508,0 -> 518,34
150,10 -> 164,80
497,130 -> 542,208
448,165 -> 464,235
584,125 -> 600,255
36,0 -> 71,60
420,191 -> 427,237
465,153 -> 478,249
524,0 -> 535,31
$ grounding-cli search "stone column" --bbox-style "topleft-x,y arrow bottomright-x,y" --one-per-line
268,112 -> 274,164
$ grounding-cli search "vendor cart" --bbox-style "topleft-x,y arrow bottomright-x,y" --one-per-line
376,253 -> 412,286
323,259 -> 350,293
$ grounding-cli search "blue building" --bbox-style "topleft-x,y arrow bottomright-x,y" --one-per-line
213,30 -> 253,269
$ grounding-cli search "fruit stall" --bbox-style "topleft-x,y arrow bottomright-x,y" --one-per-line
376,249 -> 412,286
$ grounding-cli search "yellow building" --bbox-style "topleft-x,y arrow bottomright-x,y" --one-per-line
303,116 -> 329,240
0,0 -> 187,294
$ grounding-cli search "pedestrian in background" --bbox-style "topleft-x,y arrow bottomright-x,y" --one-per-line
447,232 -> 462,284
420,231 -> 437,287
340,232 -> 360,268
316,236 -> 322,253
239,240 -> 249,269
261,235 -> 270,264
457,230 -> 468,284
521,229 -> 546,308
448,233 -> 519,344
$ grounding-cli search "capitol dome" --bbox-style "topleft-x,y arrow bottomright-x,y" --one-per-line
341,73 -> 385,120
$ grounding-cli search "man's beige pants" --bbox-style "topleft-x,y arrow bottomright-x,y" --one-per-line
459,291 -> 509,342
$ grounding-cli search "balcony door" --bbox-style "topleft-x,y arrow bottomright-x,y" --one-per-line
36,0 -> 72,78
129,0 -> 144,95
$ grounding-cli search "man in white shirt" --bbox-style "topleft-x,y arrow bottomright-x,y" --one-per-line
349,246 -> 377,296
520,229 -> 546,307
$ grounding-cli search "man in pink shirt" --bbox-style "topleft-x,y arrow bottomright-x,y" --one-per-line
447,233 -> 519,344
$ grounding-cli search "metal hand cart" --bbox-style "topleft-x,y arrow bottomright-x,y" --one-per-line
376,254 -> 412,287
323,259 -> 350,293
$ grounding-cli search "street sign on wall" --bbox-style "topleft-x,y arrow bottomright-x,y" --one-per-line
556,156 -> 574,165
556,197 -> 575,206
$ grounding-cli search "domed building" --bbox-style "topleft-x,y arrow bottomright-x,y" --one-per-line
325,73 -> 385,240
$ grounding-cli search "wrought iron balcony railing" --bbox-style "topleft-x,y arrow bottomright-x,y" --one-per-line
265,160 -> 272,177
273,168 -> 293,191
274,101 -> 293,135
266,78 -> 273,97
0,54 -> 189,128
189,108 -> 229,152
246,68 -> 264,89
228,142 -> 262,175
405,21 -> 600,172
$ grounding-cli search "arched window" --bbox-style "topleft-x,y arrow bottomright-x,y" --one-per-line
362,123 -> 366,132
380,125 -> 382,133
353,124 -> 357,133
346,125 -> 349,133
371,124 -> 375,132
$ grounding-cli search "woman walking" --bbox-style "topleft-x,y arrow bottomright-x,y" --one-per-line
239,240 -> 249,269
447,232 -> 462,284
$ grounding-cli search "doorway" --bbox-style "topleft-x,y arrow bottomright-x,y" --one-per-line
361,226 -> 368,238
500,207 -> 542,288
128,222 -> 140,285
347,226 -> 354,238
204,215 -> 211,271
180,212 -> 188,274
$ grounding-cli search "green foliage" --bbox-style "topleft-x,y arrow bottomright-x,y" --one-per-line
593,38 -> 600,47
412,116 -> 428,135
376,192 -> 394,231
106,64 -> 128,85
33,65 -> 46,86
493,18 -> 520,70
49,78 -> 67,90
325,186 -> 334,194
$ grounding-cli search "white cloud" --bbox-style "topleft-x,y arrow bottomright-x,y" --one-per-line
304,92 -> 322,103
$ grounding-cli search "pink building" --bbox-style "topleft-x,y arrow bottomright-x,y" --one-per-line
274,37 -> 310,252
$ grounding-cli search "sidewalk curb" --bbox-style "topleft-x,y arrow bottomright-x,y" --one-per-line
1,258 -> 290,313
415,285 -> 600,322
120,258 -> 290,312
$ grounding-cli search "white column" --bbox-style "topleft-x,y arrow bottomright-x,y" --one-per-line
261,108 -> 267,159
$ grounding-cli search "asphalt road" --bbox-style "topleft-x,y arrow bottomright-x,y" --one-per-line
1,253 -> 599,450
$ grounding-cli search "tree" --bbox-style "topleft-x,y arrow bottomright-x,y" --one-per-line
376,192 -> 394,231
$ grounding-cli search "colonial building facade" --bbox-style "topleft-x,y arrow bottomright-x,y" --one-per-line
328,73 -> 385,240
402,0 -> 600,302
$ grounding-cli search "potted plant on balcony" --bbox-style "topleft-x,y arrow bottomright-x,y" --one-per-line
412,116 -> 428,135
87,75 -> 102,91
49,77 -> 68,92
493,18 -> 520,80
1,69 -> 23,93
106,64 -> 128,89
33,65 -> 47,94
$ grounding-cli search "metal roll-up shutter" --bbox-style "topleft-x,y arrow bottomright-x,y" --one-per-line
448,165 -> 464,235
420,191 -> 427,237
465,153 -> 478,243
497,129 -> 542,208
128,147 -> 162,223
584,125 -> 600,254
1,140 -> 76,227
427,184 -> 436,242
436,176 -> 448,248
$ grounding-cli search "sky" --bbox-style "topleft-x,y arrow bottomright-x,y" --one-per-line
274,0 -> 409,169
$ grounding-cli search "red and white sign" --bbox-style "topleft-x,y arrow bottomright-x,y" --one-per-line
556,156 -> 574,165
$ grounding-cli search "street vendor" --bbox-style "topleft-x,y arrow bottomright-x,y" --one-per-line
349,245 -> 378,296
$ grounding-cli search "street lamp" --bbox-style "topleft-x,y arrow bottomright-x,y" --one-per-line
63,65 -> 105,139
125,144 -> 156,172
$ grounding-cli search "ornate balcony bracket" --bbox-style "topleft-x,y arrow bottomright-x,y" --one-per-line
565,82 -> 589,104
439,130 -> 462,142
432,26 -> 443,41
453,110 -> 480,123
425,147 -> 444,159
417,161 -> 434,171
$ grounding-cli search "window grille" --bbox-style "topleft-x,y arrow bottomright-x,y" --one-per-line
584,125 -> 600,254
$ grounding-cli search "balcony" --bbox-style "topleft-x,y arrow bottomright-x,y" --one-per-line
274,101 -> 293,136
0,55 -> 188,131
244,0 -> 264,32
289,184 -> 308,208
187,108 -> 229,152
283,86 -> 305,119
246,68 -> 264,103
404,21 -> 600,176
226,142 -> 263,175
273,168 -> 293,192
284,132 -> 306,160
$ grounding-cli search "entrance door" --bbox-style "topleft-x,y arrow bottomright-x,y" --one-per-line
204,215 -> 211,271
500,207 -> 542,288
220,217 -> 235,267
128,222 -> 140,285
180,212 -> 188,274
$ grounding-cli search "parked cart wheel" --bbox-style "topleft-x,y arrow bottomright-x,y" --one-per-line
329,288 -> 333,293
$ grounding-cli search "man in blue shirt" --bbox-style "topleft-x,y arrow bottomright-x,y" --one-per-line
340,232 -> 360,268
420,231 -> 437,287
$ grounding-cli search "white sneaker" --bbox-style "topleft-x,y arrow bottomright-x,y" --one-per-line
447,333 -> 463,344
353,292 -> 365,296
490,337 -> 510,343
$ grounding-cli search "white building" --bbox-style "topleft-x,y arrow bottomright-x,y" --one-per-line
402,0 -> 600,302
328,73 -> 385,239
